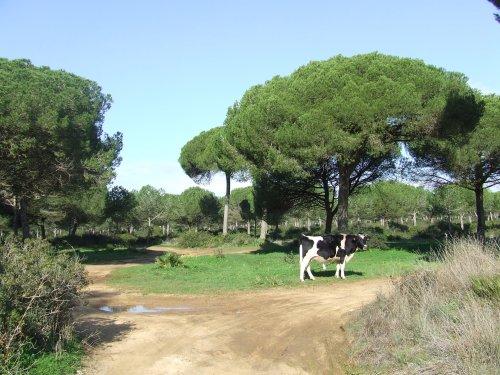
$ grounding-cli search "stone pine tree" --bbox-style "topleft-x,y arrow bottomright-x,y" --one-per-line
227,53 -> 468,233
409,93 -> 500,240
179,126 -> 246,235
0,58 -> 122,238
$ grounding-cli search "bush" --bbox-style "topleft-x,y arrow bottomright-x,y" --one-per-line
349,238 -> 499,374
174,230 -> 262,248
175,230 -> 214,248
155,252 -> 183,268
0,238 -> 88,372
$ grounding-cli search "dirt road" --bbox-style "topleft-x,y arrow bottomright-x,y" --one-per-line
77,252 -> 390,374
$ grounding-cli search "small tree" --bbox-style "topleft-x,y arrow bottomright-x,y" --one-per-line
177,187 -> 220,230
230,186 -> 256,235
179,126 -> 246,235
104,186 -> 137,232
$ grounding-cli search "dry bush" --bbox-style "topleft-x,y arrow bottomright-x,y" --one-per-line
348,238 -> 500,375
0,238 -> 88,371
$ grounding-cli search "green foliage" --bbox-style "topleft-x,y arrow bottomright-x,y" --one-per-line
25,339 -> 84,375
0,238 -> 87,371
471,275 -> 500,301
230,186 -> 256,223
130,186 -> 180,232
409,92 -> 500,238
175,230 -> 214,248
174,230 -> 261,248
155,252 -> 183,268
177,187 -> 220,228
350,181 -> 431,221
227,52 -> 468,232
179,126 -> 247,183
104,186 -> 137,228
430,185 -> 474,217
0,58 -> 122,237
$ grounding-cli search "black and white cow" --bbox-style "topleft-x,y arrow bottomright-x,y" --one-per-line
299,234 -> 368,282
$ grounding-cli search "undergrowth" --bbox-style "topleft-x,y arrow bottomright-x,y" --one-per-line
348,238 -> 499,374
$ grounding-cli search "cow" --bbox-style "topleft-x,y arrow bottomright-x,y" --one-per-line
299,234 -> 368,282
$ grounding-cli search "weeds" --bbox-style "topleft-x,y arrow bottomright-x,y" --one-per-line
214,248 -> 225,259
348,238 -> 500,374
155,252 -> 184,268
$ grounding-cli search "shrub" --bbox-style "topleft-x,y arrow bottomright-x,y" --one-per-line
221,233 -> 262,247
175,230 -> 214,248
174,230 -> 262,248
0,238 -> 88,372
348,238 -> 499,374
155,252 -> 183,268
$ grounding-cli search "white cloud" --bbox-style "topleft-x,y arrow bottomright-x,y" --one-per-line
113,160 -> 251,196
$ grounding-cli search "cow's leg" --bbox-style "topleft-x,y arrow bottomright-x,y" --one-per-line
335,263 -> 340,278
300,253 -> 315,282
322,263 -> 327,271
306,264 -> 315,280
340,261 -> 346,279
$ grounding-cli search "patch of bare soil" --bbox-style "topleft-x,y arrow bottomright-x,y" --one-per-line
77,254 -> 390,374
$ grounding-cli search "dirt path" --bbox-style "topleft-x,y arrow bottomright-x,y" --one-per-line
77,253 -> 390,375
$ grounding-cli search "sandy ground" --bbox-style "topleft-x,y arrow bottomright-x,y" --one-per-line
76,248 -> 390,375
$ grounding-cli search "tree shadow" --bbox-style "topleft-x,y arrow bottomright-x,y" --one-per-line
75,316 -> 134,347
253,240 -> 296,255
313,270 -> 364,278
81,248 -> 166,265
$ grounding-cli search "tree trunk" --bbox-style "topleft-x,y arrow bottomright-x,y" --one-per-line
474,184 -> 486,242
148,217 -> 151,227
19,197 -> 30,239
322,176 -> 333,234
247,221 -> 251,235
40,219 -> 46,239
460,214 -> 464,231
307,217 -> 311,232
167,223 -> 170,236
412,212 -> 417,227
325,210 -> 333,234
12,197 -> 19,236
223,172 -> 230,236
70,219 -> 78,237
259,219 -> 267,240
337,166 -> 350,232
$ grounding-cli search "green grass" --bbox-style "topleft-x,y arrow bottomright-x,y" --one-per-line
22,340 -> 84,375
108,248 -> 430,294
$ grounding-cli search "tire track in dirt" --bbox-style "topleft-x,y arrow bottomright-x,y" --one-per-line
77,252 -> 390,374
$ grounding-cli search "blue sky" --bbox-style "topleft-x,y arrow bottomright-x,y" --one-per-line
1,0 -> 499,195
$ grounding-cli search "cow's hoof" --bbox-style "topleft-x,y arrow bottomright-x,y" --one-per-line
335,275 -> 340,278
300,279 -> 305,282
341,276 -> 346,280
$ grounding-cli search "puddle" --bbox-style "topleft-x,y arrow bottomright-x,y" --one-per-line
97,305 -> 193,314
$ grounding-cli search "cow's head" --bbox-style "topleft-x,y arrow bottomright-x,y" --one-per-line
356,234 -> 369,250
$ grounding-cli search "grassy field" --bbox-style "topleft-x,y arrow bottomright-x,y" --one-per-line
107,248 -> 430,294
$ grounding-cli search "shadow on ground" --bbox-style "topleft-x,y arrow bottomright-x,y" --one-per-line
76,317 -> 134,347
